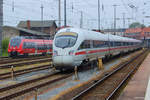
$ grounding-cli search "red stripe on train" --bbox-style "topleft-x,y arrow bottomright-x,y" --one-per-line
88,49 -> 109,53
75,51 -> 86,55
75,46 -> 138,55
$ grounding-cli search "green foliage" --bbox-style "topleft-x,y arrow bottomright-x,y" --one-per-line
2,51 -> 8,57
129,22 -> 146,28
2,38 -> 9,56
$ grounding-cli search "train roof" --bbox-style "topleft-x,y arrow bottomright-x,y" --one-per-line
57,28 -> 141,43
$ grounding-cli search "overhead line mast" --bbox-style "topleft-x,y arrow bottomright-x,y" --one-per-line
58,0 -> 61,28
64,0 -> 67,27
41,4 -> 44,33
0,0 -> 3,56
98,0 -> 100,30
80,11 -> 83,28
113,4 -> 119,35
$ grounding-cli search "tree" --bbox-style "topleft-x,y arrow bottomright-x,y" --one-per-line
2,38 -> 9,56
129,22 -> 146,28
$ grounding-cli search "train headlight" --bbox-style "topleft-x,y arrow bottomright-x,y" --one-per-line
53,50 -> 58,56
69,50 -> 74,55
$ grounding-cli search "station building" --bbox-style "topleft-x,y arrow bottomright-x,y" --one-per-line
2,26 -> 50,39
17,20 -> 57,37
2,20 -> 57,40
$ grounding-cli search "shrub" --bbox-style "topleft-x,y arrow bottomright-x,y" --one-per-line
2,38 -> 9,56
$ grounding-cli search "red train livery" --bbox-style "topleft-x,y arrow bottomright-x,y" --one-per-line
8,36 -> 53,57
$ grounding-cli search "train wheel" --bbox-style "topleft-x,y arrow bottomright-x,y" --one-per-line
42,52 -> 46,56
55,67 -> 63,72
9,53 -> 13,57
24,53 -> 28,57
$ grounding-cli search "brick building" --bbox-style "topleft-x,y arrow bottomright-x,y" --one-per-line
124,27 -> 150,47
17,20 -> 57,37
103,29 -> 126,36
124,28 -> 142,39
2,26 -> 49,39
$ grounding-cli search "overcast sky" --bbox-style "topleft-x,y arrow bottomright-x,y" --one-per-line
3,0 -> 150,29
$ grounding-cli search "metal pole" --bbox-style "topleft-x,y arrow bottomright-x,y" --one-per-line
64,0 -> 67,27
0,0 -> 3,56
113,4 -> 117,35
11,66 -> 14,80
58,0 -> 61,28
127,18 -> 131,27
98,0 -> 100,30
12,1 -> 14,12
132,8 -> 134,22
80,11 -> 83,28
41,4 -> 44,33
123,13 -> 125,28
142,12 -> 145,25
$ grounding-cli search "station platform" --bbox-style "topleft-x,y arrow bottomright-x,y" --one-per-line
118,53 -> 150,100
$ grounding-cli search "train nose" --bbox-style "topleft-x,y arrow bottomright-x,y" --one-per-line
53,56 -> 74,66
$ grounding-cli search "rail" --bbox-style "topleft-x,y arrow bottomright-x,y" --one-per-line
71,49 -> 148,100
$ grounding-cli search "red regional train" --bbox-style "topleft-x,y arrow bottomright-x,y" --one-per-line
8,36 -> 53,57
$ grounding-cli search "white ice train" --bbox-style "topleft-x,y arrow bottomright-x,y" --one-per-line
52,28 -> 142,70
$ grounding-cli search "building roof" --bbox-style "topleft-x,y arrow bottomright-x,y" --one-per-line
17,20 -> 57,28
143,27 -> 150,32
125,28 -> 142,33
4,26 -> 50,36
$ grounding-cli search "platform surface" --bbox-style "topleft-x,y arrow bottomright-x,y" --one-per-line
118,53 -> 150,100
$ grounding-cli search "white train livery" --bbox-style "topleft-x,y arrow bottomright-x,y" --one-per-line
52,28 -> 142,70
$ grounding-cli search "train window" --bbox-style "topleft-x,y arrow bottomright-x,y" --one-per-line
43,44 -> 47,50
93,40 -> 108,48
47,44 -> 52,49
114,42 -> 122,46
55,36 -> 77,48
47,44 -> 50,49
78,40 -> 91,49
23,42 -> 27,49
55,32 -> 78,48
109,41 -> 114,47
38,44 -> 46,50
23,42 -> 35,49
10,37 -> 22,47
85,40 -> 91,48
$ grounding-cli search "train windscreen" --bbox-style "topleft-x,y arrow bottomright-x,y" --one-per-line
10,37 -> 22,47
55,32 -> 78,48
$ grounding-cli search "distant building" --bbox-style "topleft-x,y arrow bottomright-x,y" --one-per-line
124,27 -> 150,47
103,29 -> 126,36
124,28 -> 142,39
3,26 -> 19,39
17,20 -> 57,37
2,26 -> 50,39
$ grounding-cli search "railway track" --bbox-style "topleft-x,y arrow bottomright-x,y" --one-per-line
0,57 -> 9,61
70,49 -> 148,100
0,71 -> 72,100
51,50 -> 148,100
0,64 -> 52,80
0,57 -> 52,69
0,55 -> 51,65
